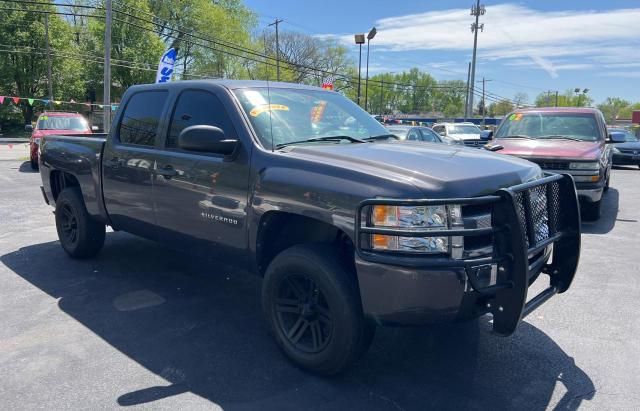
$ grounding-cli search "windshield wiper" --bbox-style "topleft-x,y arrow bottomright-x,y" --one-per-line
538,135 -> 584,142
363,134 -> 399,141
275,135 -> 366,149
498,135 -> 535,139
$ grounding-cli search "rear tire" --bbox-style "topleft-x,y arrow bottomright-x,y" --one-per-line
582,200 -> 601,221
262,243 -> 374,375
55,188 -> 105,258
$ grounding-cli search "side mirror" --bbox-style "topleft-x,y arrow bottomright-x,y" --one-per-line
91,126 -> 99,132
178,125 -> 237,155
480,130 -> 494,140
607,132 -> 625,144
24,124 -> 33,132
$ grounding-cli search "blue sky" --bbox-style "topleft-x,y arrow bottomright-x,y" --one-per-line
245,0 -> 640,105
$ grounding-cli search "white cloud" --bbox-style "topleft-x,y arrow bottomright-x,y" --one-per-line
325,3 -> 640,78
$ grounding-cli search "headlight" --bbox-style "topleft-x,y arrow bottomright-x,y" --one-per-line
369,204 -> 463,254
612,147 -> 620,153
569,162 -> 599,170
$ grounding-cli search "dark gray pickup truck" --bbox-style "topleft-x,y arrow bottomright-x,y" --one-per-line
39,80 -> 581,375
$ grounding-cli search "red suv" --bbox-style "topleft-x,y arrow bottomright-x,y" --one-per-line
486,107 -> 614,220
26,111 -> 95,169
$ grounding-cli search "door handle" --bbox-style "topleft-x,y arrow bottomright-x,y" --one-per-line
156,165 -> 178,179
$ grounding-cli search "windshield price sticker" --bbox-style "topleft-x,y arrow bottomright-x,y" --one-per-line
509,113 -> 523,121
310,101 -> 327,123
250,104 -> 290,117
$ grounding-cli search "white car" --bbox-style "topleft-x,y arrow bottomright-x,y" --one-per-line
432,122 -> 486,148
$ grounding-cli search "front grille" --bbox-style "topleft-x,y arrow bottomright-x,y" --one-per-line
531,160 -> 570,170
462,139 -> 485,147
619,149 -> 639,154
513,180 -> 563,248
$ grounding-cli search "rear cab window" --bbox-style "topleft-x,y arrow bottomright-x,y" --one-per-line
118,91 -> 168,146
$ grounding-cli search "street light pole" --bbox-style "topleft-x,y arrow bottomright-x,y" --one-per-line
44,14 -> 53,110
468,0 -> 486,117
103,0 -> 112,132
354,34 -> 365,107
364,27 -> 377,112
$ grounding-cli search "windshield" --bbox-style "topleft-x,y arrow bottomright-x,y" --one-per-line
449,125 -> 480,135
495,112 -> 601,141
233,87 -> 389,149
36,115 -> 89,131
610,129 -> 638,142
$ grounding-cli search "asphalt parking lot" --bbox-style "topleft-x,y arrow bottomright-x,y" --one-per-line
1,145 -> 639,410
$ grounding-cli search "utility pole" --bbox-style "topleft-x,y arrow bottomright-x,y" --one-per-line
468,0 -> 486,117
464,61 -> 471,120
44,14 -> 53,110
103,0 -> 112,132
481,77 -> 492,126
379,79 -> 384,114
268,18 -> 283,81
555,90 -> 559,107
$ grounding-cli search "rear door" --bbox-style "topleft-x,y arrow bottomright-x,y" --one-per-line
102,89 -> 169,239
151,88 -> 251,263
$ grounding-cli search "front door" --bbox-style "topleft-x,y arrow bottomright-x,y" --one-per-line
151,89 -> 251,264
102,89 -> 169,239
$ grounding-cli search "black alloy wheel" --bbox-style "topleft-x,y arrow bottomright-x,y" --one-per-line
275,274 -> 333,353
59,203 -> 80,247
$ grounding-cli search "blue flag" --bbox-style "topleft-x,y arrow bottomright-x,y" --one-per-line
155,48 -> 177,83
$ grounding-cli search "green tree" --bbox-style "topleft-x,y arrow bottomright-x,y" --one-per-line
0,1 -> 84,123
84,0 -> 165,101
598,97 -> 631,123
534,89 -> 593,108
488,100 -> 515,116
619,102 -> 640,120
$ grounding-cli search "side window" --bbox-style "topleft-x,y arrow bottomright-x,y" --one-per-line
406,129 -> 420,141
167,90 -> 235,149
118,91 -> 167,146
420,128 -> 437,142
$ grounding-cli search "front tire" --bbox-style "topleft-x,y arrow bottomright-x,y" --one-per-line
55,188 -> 105,258
582,200 -> 601,221
262,244 -> 375,375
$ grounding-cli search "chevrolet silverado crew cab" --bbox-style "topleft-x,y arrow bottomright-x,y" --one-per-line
39,80 -> 581,375
485,107 -> 614,221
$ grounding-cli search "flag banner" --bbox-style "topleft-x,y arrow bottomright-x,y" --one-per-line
0,95 -> 118,108
155,48 -> 177,84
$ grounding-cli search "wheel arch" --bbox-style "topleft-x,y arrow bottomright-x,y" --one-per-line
255,211 -> 356,278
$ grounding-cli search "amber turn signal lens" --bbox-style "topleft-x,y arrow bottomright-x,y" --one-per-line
372,234 -> 390,249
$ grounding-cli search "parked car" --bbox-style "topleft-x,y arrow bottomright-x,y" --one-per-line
431,122 -> 486,147
385,125 -> 442,143
39,80 -> 580,375
26,111 -> 95,169
608,128 -> 640,168
484,107 -> 614,220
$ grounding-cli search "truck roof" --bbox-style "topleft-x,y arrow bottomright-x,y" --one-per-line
39,111 -> 81,117
513,107 -> 600,114
127,79 -> 325,93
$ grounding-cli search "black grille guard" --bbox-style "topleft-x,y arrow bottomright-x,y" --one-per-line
355,173 -> 581,336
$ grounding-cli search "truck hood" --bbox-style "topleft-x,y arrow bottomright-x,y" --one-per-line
491,138 -> 602,160
286,141 -> 541,198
